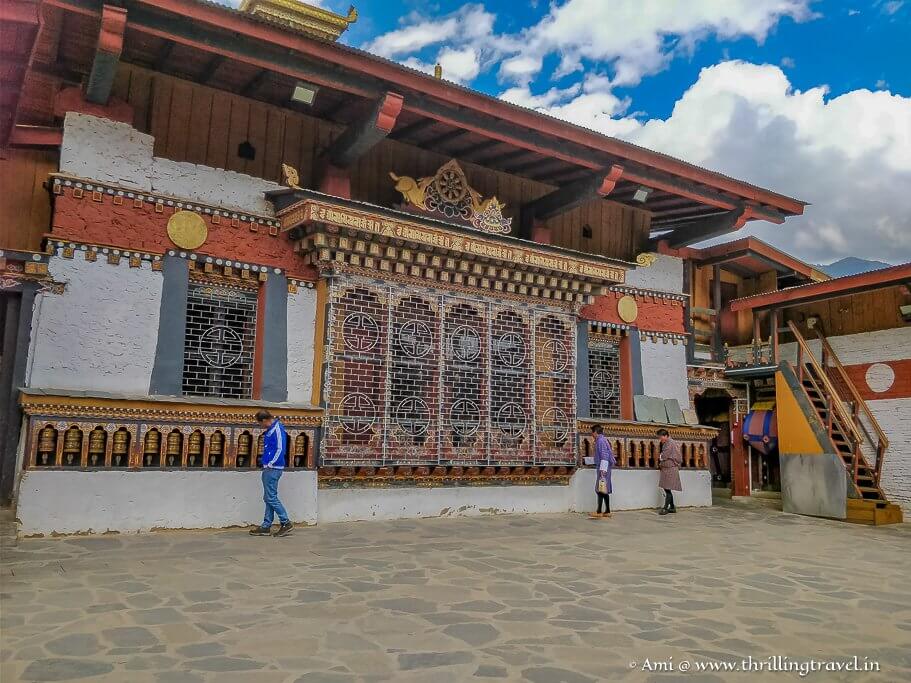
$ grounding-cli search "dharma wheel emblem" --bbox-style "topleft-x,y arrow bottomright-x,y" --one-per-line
343,313 -> 379,352
451,325 -> 481,362
340,393 -> 377,434
198,326 -> 244,368
397,320 -> 433,358
434,165 -> 469,202
395,397 -> 431,436
450,399 -> 480,436
495,332 -> 526,367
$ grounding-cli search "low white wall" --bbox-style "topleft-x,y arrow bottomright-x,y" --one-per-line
318,485 -> 571,523
17,470 -> 318,536
570,469 -> 713,512
870,398 -> 911,514
16,468 -> 713,535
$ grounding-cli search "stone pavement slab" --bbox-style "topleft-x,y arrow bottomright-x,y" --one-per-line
1,502 -> 910,682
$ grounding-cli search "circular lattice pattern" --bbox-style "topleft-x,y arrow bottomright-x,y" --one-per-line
541,407 -> 570,444
342,313 -> 380,353
451,325 -> 481,362
198,326 -> 243,369
397,320 -> 434,358
591,370 -> 615,400
395,397 -> 431,436
542,339 -> 568,373
496,403 -> 527,437
495,332 -> 526,367
865,363 -> 895,393
340,393 -> 377,434
450,399 -> 481,436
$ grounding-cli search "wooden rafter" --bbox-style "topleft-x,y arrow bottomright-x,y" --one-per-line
85,4 -> 127,104
323,91 -> 404,168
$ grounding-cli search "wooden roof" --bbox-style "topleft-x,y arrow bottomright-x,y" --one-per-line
5,0 -> 807,246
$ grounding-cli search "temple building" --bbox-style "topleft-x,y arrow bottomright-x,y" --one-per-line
3,0 -> 900,535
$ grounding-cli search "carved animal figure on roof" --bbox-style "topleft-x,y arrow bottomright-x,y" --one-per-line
389,172 -> 431,210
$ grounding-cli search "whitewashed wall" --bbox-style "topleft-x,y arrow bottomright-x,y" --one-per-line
625,254 -> 684,293
570,468 -> 712,512
286,287 -> 318,404
59,113 -> 281,215
17,470 -> 318,535
640,339 -> 690,408
27,251 -> 163,394
780,327 -> 911,514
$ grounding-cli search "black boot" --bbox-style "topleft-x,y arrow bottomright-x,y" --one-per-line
273,522 -> 293,537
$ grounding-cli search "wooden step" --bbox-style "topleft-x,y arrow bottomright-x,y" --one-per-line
846,499 -> 904,526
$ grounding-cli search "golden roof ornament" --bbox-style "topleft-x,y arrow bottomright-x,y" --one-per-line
390,160 -> 512,235
239,0 -> 357,42
635,252 -> 658,267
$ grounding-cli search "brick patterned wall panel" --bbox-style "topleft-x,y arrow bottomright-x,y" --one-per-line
589,338 -> 621,420
321,275 -> 576,466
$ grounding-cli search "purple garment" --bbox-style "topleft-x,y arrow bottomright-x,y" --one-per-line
594,434 -> 615,494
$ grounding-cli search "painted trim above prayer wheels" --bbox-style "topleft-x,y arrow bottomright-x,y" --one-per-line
20,391 -> 321,471
577,418 -> 716,470
318,465 -> 574,488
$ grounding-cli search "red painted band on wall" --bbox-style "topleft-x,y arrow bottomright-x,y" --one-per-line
51,191 -> 317,280
580,291 -> 687,335
842,359 -> 911,401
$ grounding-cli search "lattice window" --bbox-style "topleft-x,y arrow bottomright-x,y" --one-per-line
182,282 -> 258,399
589,339 -> 621,420
322,275 -> 576,467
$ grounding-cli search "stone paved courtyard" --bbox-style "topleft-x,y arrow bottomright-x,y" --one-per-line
2,502 -> 910,683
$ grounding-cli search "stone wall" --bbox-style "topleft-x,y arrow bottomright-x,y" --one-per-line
27,250 -> 163,394
287,286 -> 318,404
59,113 -> 281,216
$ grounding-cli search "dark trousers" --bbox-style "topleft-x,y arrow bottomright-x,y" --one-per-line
597,492 -> 610,513
663,489 -> 675,510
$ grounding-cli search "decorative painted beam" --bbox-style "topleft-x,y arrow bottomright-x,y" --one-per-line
523,165 -> 624,221
324,91 -> 404,168
649,206 -> 748,249
84,4 -> 127,105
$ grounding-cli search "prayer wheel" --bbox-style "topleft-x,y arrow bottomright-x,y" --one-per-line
143,429 -> 160,466
166,430 -> 182,467
88,427 -> 106,466
743,409 -> 778,455
209,431 -> 224,466
37,426 -> 57,466
237,432 -> 252,467
294,434 -> 307,467
63,427 -> 82,466
112,429 -> 129,467
188,431 -> 203,467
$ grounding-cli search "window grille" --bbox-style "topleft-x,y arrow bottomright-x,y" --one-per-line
588,340 -> 621,420
182,282 -> 258,399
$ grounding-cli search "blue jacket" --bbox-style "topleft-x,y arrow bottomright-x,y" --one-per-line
262,419 -> 287,469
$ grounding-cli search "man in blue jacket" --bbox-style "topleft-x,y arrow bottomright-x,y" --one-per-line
249,410 -> 293,537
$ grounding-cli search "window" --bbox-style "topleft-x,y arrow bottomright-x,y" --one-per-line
588,340 -> 621,420
182,282 -> 258,399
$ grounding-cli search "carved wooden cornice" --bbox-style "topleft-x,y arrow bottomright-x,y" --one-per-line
20,391 -> 323,427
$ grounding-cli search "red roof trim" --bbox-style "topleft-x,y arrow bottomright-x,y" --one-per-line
729,262 -> 911,312
692,237 -> 827,280
69,0 -> 804,217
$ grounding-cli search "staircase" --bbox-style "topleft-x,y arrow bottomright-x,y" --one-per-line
787,322 -> 902,525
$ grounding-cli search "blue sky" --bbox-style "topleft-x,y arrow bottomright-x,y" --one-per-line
241,0 -> 911,264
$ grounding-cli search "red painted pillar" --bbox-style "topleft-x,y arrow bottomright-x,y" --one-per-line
316,160 -> 351,199
730,416 -> 750,496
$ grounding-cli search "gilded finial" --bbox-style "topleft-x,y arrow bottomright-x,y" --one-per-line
434,63 -> 443,79
635,253 -> 658,267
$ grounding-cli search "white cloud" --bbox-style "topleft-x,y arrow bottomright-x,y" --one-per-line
438,46 -> 481,83
363,5 -> 495,58
780,56 -> 796,68
512,61 -> 911,263
497,0 -> 816,86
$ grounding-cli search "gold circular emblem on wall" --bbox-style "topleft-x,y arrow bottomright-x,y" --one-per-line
617,295 -> 639,323
167,210 -> 208,250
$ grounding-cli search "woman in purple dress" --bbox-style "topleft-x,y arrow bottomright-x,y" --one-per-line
590,424 -> 615,518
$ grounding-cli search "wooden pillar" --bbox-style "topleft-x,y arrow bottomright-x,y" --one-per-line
752,313 -> 761,364
712,264 -> 723,361
770,308 -> 780,365
683,260 -> 695,363
730,414 -> 750,497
